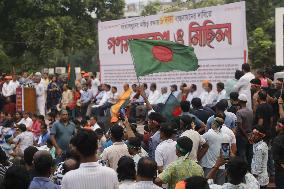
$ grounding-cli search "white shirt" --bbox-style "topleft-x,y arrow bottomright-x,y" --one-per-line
155,139 -> 177,169
97,91 -> 111,107
2,82 -> 13,97
148,90 -> 161,105
251,140 -> 269,186
119,180 -> 136,189
180,129 -> 206,162
129,181 -> 162,189
8,80 -> 20,95
17,117 -> 33,129
156,93 -> 169,104
92,123 -> 100,131
200,129 -> 230,169
101,142 -> 130,170
91,78 -> 100,96
108,92 -> 119,104
13,131 -> 34,154
172,91 -> 180,98
62,162 -> 119,189
186,91 -> 198,102
217,89 -> 227,102
35,82 -> 45,100
200,90 -> 217,106
220,126 -> 236,144
233,72 -> 255,110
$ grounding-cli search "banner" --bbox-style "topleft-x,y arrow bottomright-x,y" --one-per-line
98,2 -> 247,91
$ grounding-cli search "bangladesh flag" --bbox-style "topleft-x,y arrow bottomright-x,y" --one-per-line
129,39 -> 198,77
161,93 -> 181,121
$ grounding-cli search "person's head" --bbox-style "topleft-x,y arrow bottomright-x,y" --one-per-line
160,122 -> 174,140
150,83 -> 157,92
241,63 -> 250,73
180,115 -> 195,131
60,110 -> 69,122
257,90 -> 267,103
137,157 -> 157,180
215,100 -> 227,113
250,78 -> 261,93
24,146 -> 38,168
180,83 -> 187,91
23,112 -> 30,119
229,92 -> 239,105
251,125 -> 266,143
235,70 -> 244,80
37,115 -> 45,124
238,93 -> 247,107
33,151 -> 54,177
40,124 -> 48,135
211,117 -> 224,131
226,157 -> 248,185
190,84 -> 197,92
191,98 -> 202,109
256,70 -> 265,79
105,84 -> 111,91
127,137 -> 141,156
94,128 -> 104,140
110,125 -> 124,142
142,83 -> 148,90
148,112 -> 166,131
275,78 -> 283,90
276,118 -> 284,134
176,136 -> 193,157
62,158 -> 80,175
131,84 -> 137,92
12,74 -> 17,81
161,87 -> 167,94
180,101 -> 191,113
111,86 -> 117,93
31,113 -> 37,121
184,176 -> 209,189
43,72 -> 48,79
70,129 -> 98,161
51,75 -> 57,82
216,82 -> 224,93
3,165 -> 30,189
22,71 -> 28,78
207,83 -> 213,92
18,124 -> 27,132
117,156 -> 136,182
170,84 -> 178,92
123,83 -> 129,91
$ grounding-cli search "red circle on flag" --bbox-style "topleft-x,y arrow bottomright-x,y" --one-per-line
152,46 -> 173,62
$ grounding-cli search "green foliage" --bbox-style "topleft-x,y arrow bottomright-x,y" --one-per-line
0,0 -> 125,73
141,1 -> 161,16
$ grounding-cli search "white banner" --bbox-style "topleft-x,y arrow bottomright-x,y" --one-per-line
98,1 -> 247,91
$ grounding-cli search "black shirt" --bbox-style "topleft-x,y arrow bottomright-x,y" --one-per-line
254,103 -> 273,137
273,134 -> 284,172
193,107 -> 214,124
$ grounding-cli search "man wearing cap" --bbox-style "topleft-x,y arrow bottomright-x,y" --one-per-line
236,93 -> 253,166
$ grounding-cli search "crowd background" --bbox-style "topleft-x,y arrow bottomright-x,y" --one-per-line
0,63 -> 284,189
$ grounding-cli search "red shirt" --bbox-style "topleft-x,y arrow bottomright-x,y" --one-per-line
31,120 -> 41,137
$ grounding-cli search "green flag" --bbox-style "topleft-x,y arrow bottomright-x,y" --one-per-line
129,39 -> 198,77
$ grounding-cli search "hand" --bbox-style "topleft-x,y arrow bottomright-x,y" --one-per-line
214,155 -> 227,168
278,97 -> 283,104
56,148 -> 63,157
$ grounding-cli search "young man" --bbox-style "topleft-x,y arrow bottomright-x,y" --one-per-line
37,124 -> 50,146
12,124 -> 34,156
62,130 -> 119,189
227,92 -> 240,114
29,151 -> 60,189
200,82 -> 217,106
216,82 -> 226,102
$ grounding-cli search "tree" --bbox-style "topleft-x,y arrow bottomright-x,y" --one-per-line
0,0 -> 125,73
141,1 -> 161,16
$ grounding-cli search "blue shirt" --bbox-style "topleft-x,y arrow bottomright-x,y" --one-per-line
207,114 -> 236,130
38,132 -> 50,146
148,131 -> 160,160
80,90 -> 92,104
29,177 -> 60,189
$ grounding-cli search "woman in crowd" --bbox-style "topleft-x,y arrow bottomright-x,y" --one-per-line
14,112 -> 22,124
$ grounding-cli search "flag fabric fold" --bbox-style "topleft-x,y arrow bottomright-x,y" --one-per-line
129,39 -> 198,77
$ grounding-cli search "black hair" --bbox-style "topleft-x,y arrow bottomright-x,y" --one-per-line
46,138 -> 53,146
258,91 -> 267,101
277,78 -> 283,83
95,128 -> 104,136
227,157 -> 248,185
235,70 -> 244,80
105,84 -> 111,90
18,124 -> 27,132
34,152 -> 53,176
148,112 -> 166,123
180,101 -> 191,112
181,83 -> 187,88
128,137 -> 141,149
242,63 -> 250,72
191,98 -> 202,109
112,86 -> 117,91
3,165 -> 31,189
208,83 -> 213,90
70,129 -> 98,157
180,115 -> 194,130
40,124 -> 48,130
171,84 -> 178,91
110,125 -> 124,141
253,125 -> 266,135
137,157 -> 157,179
216,82 -> 224,90
177,136 -> 193,155
62,158 -> 80,175
215,100 -> 228,112
117,156 -> 136,182
250,78 -> 261,85
143,83 -> 148,89
24,146 -> 38,166
132,84 -> 137,88
185,176 -> 209,189
150,83 -> 157,90
215,112 -> 226,120
229,92 -> 239,101
37,115 -> 45,122
191,84 -> 197,91
160,122 -> 174,138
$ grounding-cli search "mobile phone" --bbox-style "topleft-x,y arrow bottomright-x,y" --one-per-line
119,108 -> 126,121
221,143 -> 230,160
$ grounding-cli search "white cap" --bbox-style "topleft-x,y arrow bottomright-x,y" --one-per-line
238,94 -> 247,102
35,72 -> 42,76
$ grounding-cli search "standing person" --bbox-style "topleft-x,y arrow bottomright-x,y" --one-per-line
155,136 -> 204,189
50,110 -> 76,162
117,156 -> 136,189
225,70 -> 244,99
200,82 -> 217,106
2,165 -> 31,189
60,84 -> 73,110
250,78 -> 262,113
129,157 -> 162,189
23,146 -> 38,180
155,122 -> 177,173
47,76 -> 61,113
236,94 -> 254,166
62,129 -> 119,189
191,98 -> 214,125
227,92 -> 240,114
29,151 -> 60,189
233,63 -> 255,110
0,148 -> 12,186
273,118 -> 284,189
216,82 -> 226,102
200,117 -> 231,185
9,75 -> 19,103
101,125 -> 130,170
91,72 -> 100,97
251,126 -> 269,189
34,76 -> 45,116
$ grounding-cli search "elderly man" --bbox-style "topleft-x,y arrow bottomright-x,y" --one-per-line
34,76 -> 45,116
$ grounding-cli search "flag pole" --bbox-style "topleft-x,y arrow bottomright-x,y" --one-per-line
129,39 -> 142,86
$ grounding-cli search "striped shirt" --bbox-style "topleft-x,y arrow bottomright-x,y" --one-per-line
129,181 -> 162,189
61,162 -> 119,189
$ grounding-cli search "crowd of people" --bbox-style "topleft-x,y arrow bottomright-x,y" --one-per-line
0,63 -> 284,189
